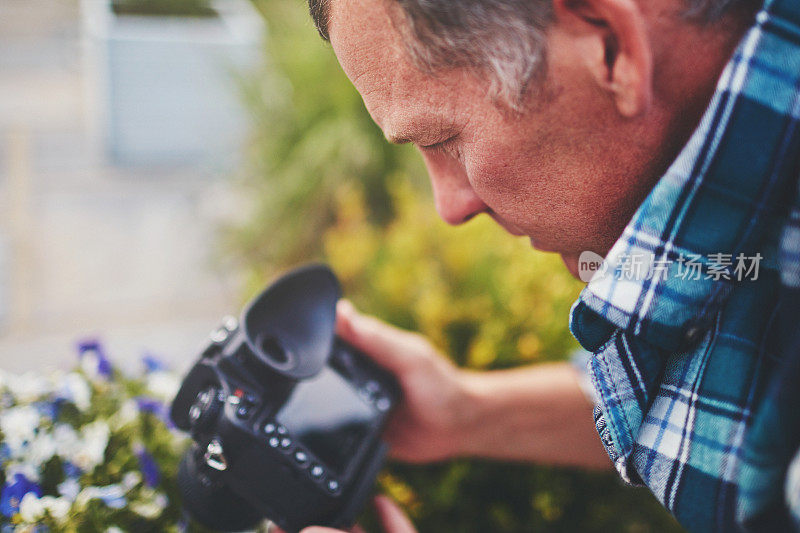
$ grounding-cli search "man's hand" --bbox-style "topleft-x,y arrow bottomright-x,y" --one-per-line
336,300 -> 473,462
336,300 -> 611,469
298,496 -> 416,533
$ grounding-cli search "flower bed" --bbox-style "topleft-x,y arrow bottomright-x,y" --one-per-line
0,341 -> 192,531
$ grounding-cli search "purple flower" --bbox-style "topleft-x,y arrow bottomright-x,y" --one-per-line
77,339 -> 113,378
34,401 -> 59,420
62,461 -> 82,479
136,447 -> 161,488
141,353 -> 168,374
0,473 -> 42,517
134,396 -> 176,429
135,397 -> 165,416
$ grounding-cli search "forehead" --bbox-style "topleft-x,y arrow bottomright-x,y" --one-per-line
328,0 -> 416,122
328,0 -> 474,133
328,0 -> 402,87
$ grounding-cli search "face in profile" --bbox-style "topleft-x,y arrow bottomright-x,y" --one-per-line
326,0 -> 714,276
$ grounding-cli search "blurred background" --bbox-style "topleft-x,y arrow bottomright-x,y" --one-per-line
0,0 -> 683,530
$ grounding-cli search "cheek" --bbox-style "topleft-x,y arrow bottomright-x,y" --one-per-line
460,135 -> 596,252
463,140 -> 543,220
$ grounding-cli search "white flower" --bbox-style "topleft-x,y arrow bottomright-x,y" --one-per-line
106,527 -> 125,533
122,471 -> 142,490
130,498 -> 165,519
57,373 -> 91,411
145,371 -> 180,402
130,501 -> 162,519
131,488 -> 168,518
75,484 -> 126,510
0,405 -> 40,457
7,373 -> 50,403
18,493 -> 45,523
40,495 -> 70,522
80,351 -> 102,380
51,423 -> 83,470
72,420 -> 110,471
111,399 -> 138,430
58,478 -> 81,501
5,462 -> 41,482
154,492 -> 168,508
25,432 -> 56,465
52,423 -> 80,461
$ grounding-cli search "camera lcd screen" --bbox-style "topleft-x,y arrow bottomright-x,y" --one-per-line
277,367 -> 376,474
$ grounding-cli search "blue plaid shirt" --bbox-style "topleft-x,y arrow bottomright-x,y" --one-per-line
569,0 -> 800,531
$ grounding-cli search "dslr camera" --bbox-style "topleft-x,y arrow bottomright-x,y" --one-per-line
170,265 -> 400,532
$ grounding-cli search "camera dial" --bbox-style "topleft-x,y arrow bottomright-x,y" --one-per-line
188,385 -> 224,431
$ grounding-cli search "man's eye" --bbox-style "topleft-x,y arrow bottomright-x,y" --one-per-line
419,138 -> 453,153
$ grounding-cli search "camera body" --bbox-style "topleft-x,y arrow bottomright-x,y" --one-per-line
170,265 -> 400,532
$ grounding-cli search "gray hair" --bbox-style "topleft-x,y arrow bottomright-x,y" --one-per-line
309,0 -> 759,107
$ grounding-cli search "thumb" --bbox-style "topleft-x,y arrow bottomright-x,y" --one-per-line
299,525 -> 366,533
336,300 -> 418,375
373,496 -> 417,533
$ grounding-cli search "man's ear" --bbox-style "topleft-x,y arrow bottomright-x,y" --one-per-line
553,0 -> 653,117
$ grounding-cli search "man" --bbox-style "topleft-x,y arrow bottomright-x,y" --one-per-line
294,0 -> 800,531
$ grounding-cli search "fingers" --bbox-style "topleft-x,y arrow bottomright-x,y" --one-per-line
298,497 -> 416,533
298,527 -> 364,533
336,300 -> 421,375
288,498 -> 415,533
373,496 -> 417,533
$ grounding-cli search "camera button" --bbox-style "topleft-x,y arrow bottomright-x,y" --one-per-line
326,479 -> 340,494
294,450 -> 308,464
268,436 -> 280,448
310,464 -> 324,479
366,380 -> 381,394
222,316 -> 238,331
280,437 -> 292,449
276,425 -> 288,435
264,423 -> 276,435
209,326 -> 230,344
376,397 -> 391,412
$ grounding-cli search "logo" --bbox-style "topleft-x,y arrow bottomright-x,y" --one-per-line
577,251 -> 607,283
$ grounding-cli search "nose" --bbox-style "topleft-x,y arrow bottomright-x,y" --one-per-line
421,149 -> 487,226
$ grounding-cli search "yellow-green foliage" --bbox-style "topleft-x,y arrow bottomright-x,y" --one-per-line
323,181 -> 583,370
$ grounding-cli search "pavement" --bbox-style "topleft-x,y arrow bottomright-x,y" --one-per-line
0,0 -> 250,375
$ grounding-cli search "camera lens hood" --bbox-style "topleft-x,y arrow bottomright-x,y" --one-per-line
241,264 -> 341,380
